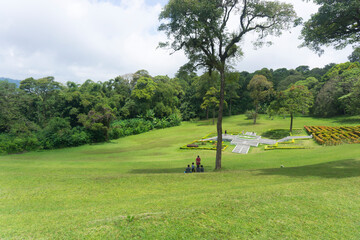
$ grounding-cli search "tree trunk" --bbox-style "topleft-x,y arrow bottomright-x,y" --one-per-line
229,100 -> 232,116
216,69 -> 225,170
206,107 -> 209,120
290,113 -> 293,133
253,104 -> 258,125
212,108 -> 215,125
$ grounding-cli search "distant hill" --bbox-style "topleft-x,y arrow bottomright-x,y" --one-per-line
0,77 -> 21,87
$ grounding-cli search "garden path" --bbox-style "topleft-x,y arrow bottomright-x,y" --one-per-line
204,133 -> 312,154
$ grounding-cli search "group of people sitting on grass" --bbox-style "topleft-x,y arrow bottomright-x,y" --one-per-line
185,155 -> 204,173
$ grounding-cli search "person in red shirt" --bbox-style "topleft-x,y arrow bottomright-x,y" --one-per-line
196,155 -> 201,168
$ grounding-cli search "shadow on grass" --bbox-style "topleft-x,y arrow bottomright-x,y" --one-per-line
256,159 -> 360,179
197,121 -> 216,126
130,167 -> 189,174
332,117 -> 360,125
237,122 -> 264,126
129,166 -> 212,174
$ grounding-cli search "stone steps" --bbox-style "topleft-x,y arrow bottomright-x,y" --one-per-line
232,145 -> 250,154
231,140 -> 259,147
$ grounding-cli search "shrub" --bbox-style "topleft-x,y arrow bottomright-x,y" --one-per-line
109,127 -> 125,139
262,129 -> 290,139
0,134 -> 41,154
38,118 -> 90,149
167,113 -> 182,126
245,110 -> 258,120
69,127 -> 90,146
304,125 -> 360,145
110,116 -> 181,140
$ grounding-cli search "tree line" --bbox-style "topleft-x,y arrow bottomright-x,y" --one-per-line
1,60 -> 360,154
0,71 -> 183,153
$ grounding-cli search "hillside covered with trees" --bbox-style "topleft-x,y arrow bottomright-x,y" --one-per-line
1,60 -> 360,154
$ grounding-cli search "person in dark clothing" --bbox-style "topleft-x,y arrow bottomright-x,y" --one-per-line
200,165 -> 204,172
191,163 -> 195,172
185,165 -> 191,173
196,155 -> 201,168
196,165 -> 201,172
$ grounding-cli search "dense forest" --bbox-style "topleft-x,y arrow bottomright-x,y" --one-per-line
1,60 -> 360,154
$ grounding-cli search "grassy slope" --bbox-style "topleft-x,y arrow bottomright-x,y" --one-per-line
0,115 -> 360,239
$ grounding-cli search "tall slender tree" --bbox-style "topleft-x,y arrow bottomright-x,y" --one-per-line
201,87 -> 220,125
158,0 -> 297,169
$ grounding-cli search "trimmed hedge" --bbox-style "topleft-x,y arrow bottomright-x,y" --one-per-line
305,125 -> 360,145
264,139 -> 307,150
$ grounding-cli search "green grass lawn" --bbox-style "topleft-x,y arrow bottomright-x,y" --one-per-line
1,115 -> 360,239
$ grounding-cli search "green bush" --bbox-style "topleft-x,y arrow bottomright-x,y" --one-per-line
110,115 -> 181,140
261,129 -> 290,139
167,113 -> 182,126
1,115 -> 181,154
69,127 -> 91,146
245,110 -> 258,120
109,127 -> 124,139
38,118 -> 90,149
0,134 -> 41,154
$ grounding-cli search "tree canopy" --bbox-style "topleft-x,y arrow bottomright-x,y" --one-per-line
1,60 -> 360,155
159,0 -> 297,169
348,47 -> 360,63
201,87 -> 220,125
270,85 -> 314,132
301,0 -> 360,54
247,74 -> 273,124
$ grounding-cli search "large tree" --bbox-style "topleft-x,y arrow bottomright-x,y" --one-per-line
270,85 -> 314,132
201,87 -> 220,125
131,77 -> 157,116
247,74 -> 273,124
315,62 -> 360,117
301,0 -> 360,54
158,0 -> 297,169
348,47 -> 360,63
20,77 -> 63,126
224,71 -> 241,116
195,72 -> 219,119
78,103 -> 115,142
0,81 -> 25,133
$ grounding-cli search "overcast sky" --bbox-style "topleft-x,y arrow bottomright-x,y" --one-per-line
0,0 -> 354,83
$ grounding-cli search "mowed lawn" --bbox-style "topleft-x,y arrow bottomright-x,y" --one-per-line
1,115 -> 360,239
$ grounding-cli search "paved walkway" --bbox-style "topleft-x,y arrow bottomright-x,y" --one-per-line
204,133 -> 312,154
277,135 -> 313,142
232,144 -> 250,154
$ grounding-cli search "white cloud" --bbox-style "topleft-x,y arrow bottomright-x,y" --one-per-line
0,0 -> 354,83
0,0 -> 187,82
235,0 -> 353,72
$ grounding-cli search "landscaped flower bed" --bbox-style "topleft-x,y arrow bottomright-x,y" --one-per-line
264,145 -> 306,150
180,140 -> 229,151
264,140 -> 307,150
304,125 -> 360,145
202,131 -> 241,139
